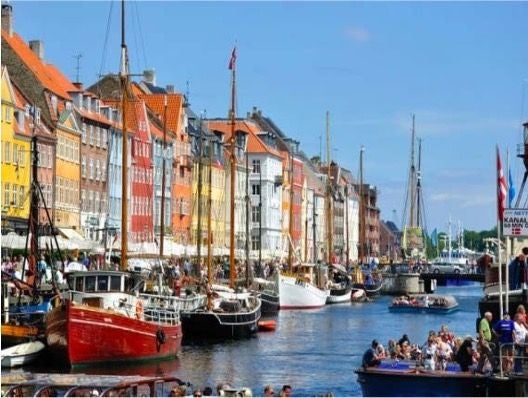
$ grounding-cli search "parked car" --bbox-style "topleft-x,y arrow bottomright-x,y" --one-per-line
430,263 -> 464,273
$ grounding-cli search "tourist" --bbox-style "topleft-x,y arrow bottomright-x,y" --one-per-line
513,312 -> 527,374
193,389 -> 203,397
493,312 -> 515,372
421,336 -> 437,370
279,385 -> 292,397
375,340 -> 387,359
263,385 -> 274,397
479,312 -> 493,345
202,387 -> 213,396
435,336 -> 452,370
438,324 -> 455,346
515,304 -> 527,328
169,386 -> 187,397
387,339 -> 398,359
455,336 -> 475,372
362,339 -> 382,367
398,334 -> 410,347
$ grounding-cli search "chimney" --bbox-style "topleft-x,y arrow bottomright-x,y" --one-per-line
1,4 -> 13,36
165,84 -> 174,93
143,69 -> 156,86
73,82 -> 83,90
29,40 -> 44,60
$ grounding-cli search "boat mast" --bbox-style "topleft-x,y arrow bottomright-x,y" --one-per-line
229,48 -> 237,289
196,118 -> 204,274
159,95 -> 167,257
325,111 -> 333,264
287,150 -> 294,271
207,136 -> 213,310
416,136 -> 422,229
312,196 -> 317,263
119,0 -> 129,269
358,146 -> 365,264
409,114 -> 416,228
245,134 -> 250,288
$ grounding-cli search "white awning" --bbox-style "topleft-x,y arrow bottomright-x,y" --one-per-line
58,228 -> 85,241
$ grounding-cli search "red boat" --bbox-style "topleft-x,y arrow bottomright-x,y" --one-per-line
46,271 -> 182,367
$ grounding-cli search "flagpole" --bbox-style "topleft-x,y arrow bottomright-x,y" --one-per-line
505,149 -> 510,313
496,145 -> 504,317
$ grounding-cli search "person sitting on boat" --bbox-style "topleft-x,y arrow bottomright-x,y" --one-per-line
438,324 -> 455,347
263,385 -> 274,397
421,336 -> 437,370
362,339 -> 382,367
279,385 -> 292,397
375,341 -> 387,359
398,334 -> 410,347
455,336 -> 475,372
387,339 -> 398,359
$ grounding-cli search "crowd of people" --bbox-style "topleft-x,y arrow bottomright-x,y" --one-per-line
363,308 -> 527,375
168,383 -> 296,397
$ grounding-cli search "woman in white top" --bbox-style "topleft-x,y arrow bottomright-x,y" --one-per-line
513,313 -> 527,374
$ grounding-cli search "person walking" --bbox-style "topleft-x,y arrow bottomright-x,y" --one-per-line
477,311 -> 496,372
513,312 -> 527,374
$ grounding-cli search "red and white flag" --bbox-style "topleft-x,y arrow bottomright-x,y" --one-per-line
228,46 -> 237,70
497,146 -> 507,222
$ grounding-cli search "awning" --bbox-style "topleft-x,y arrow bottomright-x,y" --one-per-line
58,228 -> 85,241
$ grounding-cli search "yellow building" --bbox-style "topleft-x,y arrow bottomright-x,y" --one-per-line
1,66 -> 31,232
54,109 -> 81,230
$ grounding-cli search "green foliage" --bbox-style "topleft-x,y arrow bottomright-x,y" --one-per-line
426,227 -> 497,258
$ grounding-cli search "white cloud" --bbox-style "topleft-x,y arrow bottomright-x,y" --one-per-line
344,26 -> 370,43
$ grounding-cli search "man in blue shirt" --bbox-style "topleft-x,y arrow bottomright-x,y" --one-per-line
493,313 -> 515,372
362,340 -> 381,368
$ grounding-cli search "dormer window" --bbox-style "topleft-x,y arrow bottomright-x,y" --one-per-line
50,95 -> 58,115
95,99 -> 100,113
65,101 -> 72,111
14,110 -> 24,127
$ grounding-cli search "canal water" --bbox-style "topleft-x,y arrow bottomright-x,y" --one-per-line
19,283 -> 484,396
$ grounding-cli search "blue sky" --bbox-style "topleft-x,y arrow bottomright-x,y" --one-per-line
10,1 -> 528,233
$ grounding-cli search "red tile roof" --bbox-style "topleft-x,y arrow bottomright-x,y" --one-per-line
140,93 -> 183,135
2,31 -> 73,99
206,120 -> 283,159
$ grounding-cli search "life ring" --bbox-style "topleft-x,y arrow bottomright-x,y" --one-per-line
135,300 -> 144,319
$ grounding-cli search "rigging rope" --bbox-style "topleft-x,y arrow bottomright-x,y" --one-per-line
97,0 -> 114,96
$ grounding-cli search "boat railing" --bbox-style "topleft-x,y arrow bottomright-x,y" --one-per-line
139,292 -> 206,312
497,341 -> 527,378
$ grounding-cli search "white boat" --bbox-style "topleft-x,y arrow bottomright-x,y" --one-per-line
278,273 -> 328,309
1,341 -> 45,368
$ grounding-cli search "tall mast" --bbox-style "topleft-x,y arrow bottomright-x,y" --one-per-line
345,184 -> 349,266
119,0 -> 129,268
358,146 -> 365,264
287,150 -> 294,270
196,118 -> 204,273
312,196 -> 317,262
325,111 -> 333,263
409,114 -> 416,228
245,136 -> 250,288
207,137 -> 213,310
229,47 -> 237,289
416,137 -> 422,228
159,95 -> 167,257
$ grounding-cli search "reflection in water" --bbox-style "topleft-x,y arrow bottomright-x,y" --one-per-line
19,284 -> 482,396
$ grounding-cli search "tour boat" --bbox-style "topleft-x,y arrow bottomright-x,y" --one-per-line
326,264 -> 353,304
1,341 -> 45,368
355,359 -> 518,397
389,294 -> 459,314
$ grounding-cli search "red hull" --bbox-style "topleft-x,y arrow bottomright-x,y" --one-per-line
46,302 -> 182,367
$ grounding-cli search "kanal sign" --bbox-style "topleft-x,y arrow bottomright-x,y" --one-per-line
503,208 -> 528,237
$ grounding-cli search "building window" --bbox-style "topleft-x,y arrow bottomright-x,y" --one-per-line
252,159 -> 261,173
81,157 -> 86,178
89,125 -> 94,146
251,205 -> 261,223
4,183 -> 10,206
4,105 -> 12,123
89,159 -> 94,180
82,123 -> 87,143
4,142 -> 11,163
251,235 -> 260,251
18,186 -> 24,208
251,184 -> 260,195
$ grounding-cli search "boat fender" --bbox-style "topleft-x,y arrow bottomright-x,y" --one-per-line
156,329 -> 166,352
135,300 -> 144,320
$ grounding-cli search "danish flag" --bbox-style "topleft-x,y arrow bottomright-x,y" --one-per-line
497,146 -> 507,222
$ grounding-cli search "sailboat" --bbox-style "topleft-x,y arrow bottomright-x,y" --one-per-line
45,0 -> 182,367
180,47 -> 261,339
352,146 -> 383,297
401,115 -> 427,262
277,113 -> 329,309
324,112 -> 353,304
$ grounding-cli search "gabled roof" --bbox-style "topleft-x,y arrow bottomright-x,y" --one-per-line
139,92 -> 183,134
1,31 -> 72,100
206,119 -> 283,159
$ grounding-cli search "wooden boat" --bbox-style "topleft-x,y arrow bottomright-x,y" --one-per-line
351,288 -> 368,303
0,372 -> 188,398
355,359 -> 519,397
46,271 -> 182,367
326,264 -> 353,304
1,341 -> 45,368
252,277 -> 279,316
389,294 -> 459,314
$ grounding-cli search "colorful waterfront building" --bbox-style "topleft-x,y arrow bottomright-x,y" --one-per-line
2,10 -> 82,234
1,66 -> 31,233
